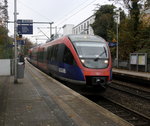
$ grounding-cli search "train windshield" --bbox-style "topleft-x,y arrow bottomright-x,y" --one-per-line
73,42 -> 109,69
73,42 -> 108,58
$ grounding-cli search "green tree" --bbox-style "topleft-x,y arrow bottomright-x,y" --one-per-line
136,21 -> 150,57
0,26 -> 10,58
23,38 -> 33,56
91,4 -> 116,41
118,18 -> 136,59
110,0 -> 141,31
144,0 -> 150,8
118,17 -> 149,60
0,26 -> 14,59
107,0 -> 150,60
0,0 -> 12,59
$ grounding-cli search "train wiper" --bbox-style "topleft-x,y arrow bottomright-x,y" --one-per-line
94,47 -> 107,61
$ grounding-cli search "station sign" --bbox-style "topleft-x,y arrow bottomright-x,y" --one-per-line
8,44 -> 14,48
17,19 -> 33,24
108,42 -> 117,47
17,19 -> 33,34
17,40 -> 25,45
17,25 -> 33,34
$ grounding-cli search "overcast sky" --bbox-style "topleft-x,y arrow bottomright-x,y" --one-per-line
8,0 -> 114,43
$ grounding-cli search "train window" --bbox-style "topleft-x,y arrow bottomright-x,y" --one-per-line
47,44 -> 76,65
73,42 -> 109,68
38,51 -> 42,62
37,52 -> 39,61
51,45 -> 58,62
43,50 -> 47,63
57,44 -> 65,62
41,52 -> 42,62
54,45 -> 58,62
50,46 -> 54,61
33,51 -> 37,61
73,42 -> 108,59
37,48 -> 45,63
47,45 -> 59,62
40,51 -> 42,62
63,46 -> 76,66
47,46 -> 52,61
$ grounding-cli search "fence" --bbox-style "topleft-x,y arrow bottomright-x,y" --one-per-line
113,59 -> 150,72
0,59 -> 11,76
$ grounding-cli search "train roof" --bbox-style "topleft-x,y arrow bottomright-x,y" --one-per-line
66,34 -> 106,43
29,34 -> 106,51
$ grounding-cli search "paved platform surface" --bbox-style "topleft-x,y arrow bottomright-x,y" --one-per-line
113,68 -> 150,81
0,62 -> 133,126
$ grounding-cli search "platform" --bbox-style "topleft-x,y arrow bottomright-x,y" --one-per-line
0,62 -> 133,126
113,68 -> 150,85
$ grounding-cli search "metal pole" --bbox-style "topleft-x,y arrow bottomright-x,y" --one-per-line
55,26 -> 57,35
55,26 -> 57,39
49,22 -> 54,39
50,23 -> 51,38
116,18 -> 119,68
14,0 -> 18,83
116,11 -> 120,68
145,53 -> 147,72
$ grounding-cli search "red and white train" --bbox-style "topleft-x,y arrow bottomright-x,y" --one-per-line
28,34 -> 112,89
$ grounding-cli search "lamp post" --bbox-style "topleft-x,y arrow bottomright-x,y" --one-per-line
116,11 -> 120,68
14,0 -> 18,83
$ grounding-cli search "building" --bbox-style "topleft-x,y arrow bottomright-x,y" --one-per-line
62,24 -> 74,35
72,15 -> 95,35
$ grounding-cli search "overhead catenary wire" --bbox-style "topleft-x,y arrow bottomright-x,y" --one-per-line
8,0 -> 113,43
55,0 -> 98,26
15,0 -> 99,35
17,0 -> 98,26
17,0 -> 95,23
55,0 -> 97,25
17,0 -> 51,21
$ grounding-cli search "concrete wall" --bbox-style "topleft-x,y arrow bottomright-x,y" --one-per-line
0,59 -> 10,76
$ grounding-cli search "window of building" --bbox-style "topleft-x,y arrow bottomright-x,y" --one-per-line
87,21 -> 89,28
81,25 -> 83,31
84,23 -> 86,29
79,26 -> 80,33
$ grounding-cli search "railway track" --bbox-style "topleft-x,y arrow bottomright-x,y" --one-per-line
61,78 -> 150,126
85,95 -> 150,126
28,61 -> 150,125
54,77 -> 150,126
110,80 -> 150,101
83,80 -> 150,126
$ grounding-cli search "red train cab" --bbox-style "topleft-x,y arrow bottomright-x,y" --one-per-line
28,34 -> 112,88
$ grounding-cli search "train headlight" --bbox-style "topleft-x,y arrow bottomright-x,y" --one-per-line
104,60 -> 108,64
81,59 -> 85,64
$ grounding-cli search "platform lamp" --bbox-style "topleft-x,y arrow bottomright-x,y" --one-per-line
14,0 -> 18,83
115,10 -> 121,68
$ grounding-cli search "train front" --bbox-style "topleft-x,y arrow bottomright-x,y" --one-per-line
69,35 -> 112,88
